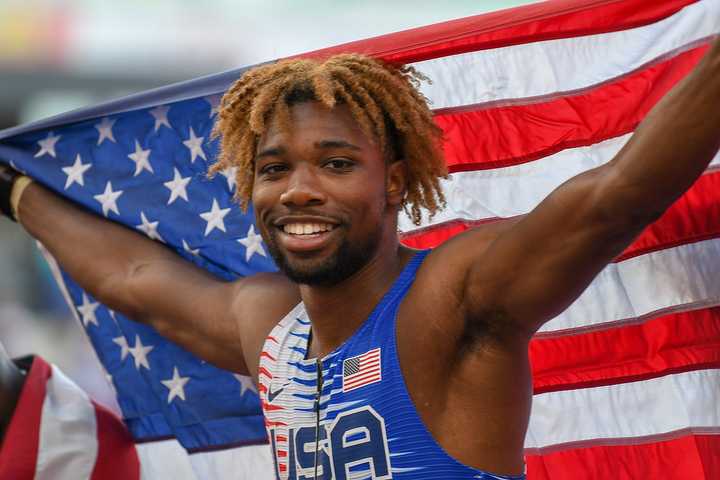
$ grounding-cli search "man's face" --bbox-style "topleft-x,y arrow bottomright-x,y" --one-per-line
251,101 -> 400,286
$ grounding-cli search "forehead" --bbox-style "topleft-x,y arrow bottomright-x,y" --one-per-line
257,101 -> 374,150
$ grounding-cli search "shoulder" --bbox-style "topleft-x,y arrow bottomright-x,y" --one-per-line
399,218 -> 523,353
230,271 -> 300,379
409,218 -> 521,304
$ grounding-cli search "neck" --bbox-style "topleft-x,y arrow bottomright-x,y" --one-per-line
0,351 -> 25,443
301,239 -> 415,359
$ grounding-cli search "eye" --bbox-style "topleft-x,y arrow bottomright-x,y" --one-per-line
258,163 -> 289,176
323,158 -> 354,171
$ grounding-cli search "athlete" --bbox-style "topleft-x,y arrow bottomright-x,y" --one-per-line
1,39 -> 720,478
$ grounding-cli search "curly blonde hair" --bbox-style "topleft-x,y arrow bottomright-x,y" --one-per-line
210,53 -> 447,225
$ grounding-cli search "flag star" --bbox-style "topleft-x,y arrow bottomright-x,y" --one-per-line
149,105 -> 171,131
182,239 -> 200,256
93,181 -> 123,216
219,166 -> 237,192
234,374 -> 257,396
95,117 -> 117,145
61,154 -> 92,190
164,168 -> 191,204
206,95 -> 221,118
183,127 -> 206,163
136,212 -> 165,242
128,140 -> 153,176
77,293 -> 100,327
199,199 -> 231,236
113,336 -> 130,361
128,335 -> 154,370
34,132 -> 61,158
238,225 -> 267,261
161,367 -> 190,403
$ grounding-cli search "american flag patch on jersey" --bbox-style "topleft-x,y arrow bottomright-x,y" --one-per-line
342,348 -> 382,392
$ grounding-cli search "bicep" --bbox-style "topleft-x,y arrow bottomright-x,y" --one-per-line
464,166 -> 648,335
110,258 -> 252,372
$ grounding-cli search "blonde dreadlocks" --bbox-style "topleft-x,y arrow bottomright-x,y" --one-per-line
210,53 -> 447,225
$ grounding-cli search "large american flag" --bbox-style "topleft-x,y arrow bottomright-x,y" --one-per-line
0,0 -> 718,478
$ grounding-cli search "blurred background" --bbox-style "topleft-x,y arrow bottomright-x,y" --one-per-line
0,0 -> 539,411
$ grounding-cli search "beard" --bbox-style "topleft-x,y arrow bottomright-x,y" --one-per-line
264,226 -> 382,287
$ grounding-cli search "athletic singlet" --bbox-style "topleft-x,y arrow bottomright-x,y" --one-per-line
259,250 -> 526,479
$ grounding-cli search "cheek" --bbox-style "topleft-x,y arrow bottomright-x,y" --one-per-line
251,182 -> 278,212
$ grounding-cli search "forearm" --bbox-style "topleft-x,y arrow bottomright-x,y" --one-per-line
16,181 -> 188,319
607,39 -> 720,218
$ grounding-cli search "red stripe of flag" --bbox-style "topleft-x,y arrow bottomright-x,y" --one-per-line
525,432 -> 720,480
298,0 -> 697,64
437,44 -> 708,173
90,401 -> 140,480
530,306 -> 720,393
0,357 -> 50,479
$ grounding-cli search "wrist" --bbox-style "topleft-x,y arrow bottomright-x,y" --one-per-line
0,166 -> 33,222
10,176 -> 33,223
0,166 -> 20,221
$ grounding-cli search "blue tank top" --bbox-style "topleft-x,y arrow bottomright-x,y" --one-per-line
258,250 -> 526,479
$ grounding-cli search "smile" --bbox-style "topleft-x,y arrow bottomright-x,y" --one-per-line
274,221 -> 340,253
282,222 -> 336,235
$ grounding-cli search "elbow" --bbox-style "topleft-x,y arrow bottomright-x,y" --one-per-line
592,167 -> 667,234
94,261 -> 152,322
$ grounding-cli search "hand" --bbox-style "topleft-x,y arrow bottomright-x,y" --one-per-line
0,164 -> 20,221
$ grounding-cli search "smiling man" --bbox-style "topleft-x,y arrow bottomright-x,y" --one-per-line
2,44 -> 720,479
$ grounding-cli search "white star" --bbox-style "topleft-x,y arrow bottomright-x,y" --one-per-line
234,374 -> 257,396
35,132 -> 61,158
199,199 -> 231,236
95,117 -> 117,145
149,105 -> 171,131
206,95 -> 221,118
183,127 -> 206,163
128,140 -> 153,176
61,154 -> 92,190
94,182 -> 123,216
182,239 -> 200,256
219,166 -> 237,192
77,293 -> 99,327
136,212 -> 164,242
238,225 -> 267,261
128,335 -> 154,370
112,336 -> 130,361
163,168 -> 191,205
161,367 -> 190,403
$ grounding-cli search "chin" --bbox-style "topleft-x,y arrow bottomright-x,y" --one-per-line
268,234 -> 379,287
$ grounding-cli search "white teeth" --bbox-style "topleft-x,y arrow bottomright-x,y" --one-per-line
283,223 -> 334,235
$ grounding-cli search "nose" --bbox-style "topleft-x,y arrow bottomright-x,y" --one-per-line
279,164 -> 326,207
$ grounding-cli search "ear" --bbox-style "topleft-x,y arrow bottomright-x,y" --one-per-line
386,160 -> 407,207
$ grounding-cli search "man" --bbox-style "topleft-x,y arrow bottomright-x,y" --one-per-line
1,38 -> 719,479
0,342 -> 139,479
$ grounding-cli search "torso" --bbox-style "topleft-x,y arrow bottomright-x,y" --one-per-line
257,251 -> 527,479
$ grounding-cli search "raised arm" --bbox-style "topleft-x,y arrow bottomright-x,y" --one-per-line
458,38 -> 720,337
1,176 -> 298,374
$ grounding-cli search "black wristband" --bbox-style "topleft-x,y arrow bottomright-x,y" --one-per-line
0,165 -> 20,221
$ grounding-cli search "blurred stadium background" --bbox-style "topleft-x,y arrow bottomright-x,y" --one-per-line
0,0 -> 538,412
